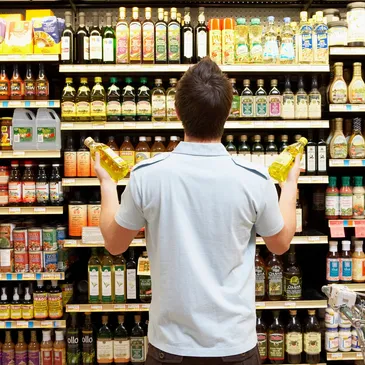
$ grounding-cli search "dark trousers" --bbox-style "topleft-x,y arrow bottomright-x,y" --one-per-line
146,344 -> 261,365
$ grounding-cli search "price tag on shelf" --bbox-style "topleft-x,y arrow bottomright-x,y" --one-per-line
357,353 -> 363,358
311,176 -> 325,183
329,220 -> 345,238
43,273 -> 56,280
310,120 -> 323,128
307,236 -> 320,242
239,121 -> 254,128
35,101 -> 48,107
41,321 -> 52,328
141,304 -> 150,310
34,207 -> 46,213
152,122 -> 166,128
114,304 -> 126,310
16,321 -> 28,328
355,221 -> 365,238
23,273 -> 35,279
124,122 -> 136,129
255,302 -> 266,308
13,151 -> 25,156
0,321 -> 5,328
127,304 -> 139,310
64,239 -> 78,247
63,179 -> 76,185
331,353 -> 343,359
9,101 -> 22,107
92,122 -> 105,129
284,301 -> 296,307
9,207 -> 20,214
61,123 -> 74,129
67,305 -> 80,311
90,305 -> 102,311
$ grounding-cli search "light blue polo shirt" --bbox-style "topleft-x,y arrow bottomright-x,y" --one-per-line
115,142 -> 284,357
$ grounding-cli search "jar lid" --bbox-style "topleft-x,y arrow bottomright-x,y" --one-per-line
328,20 -> 348,28
347,2 -> 365,10
1,117 -> 12,121
324,8 -> 340,15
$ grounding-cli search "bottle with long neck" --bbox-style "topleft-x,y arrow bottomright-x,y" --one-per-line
308,75 -> 321,120
155,8 -> 167,64
129,7 -> 142,64
24,64 -> 35,100
286,310 -> 303,364
304,310 -> 321,364
10,64 -> 24,100
349,118 -> 365,158
36,63 -> 49,100
282,76 -> 295,119
40,330 -> 53,365
329,118 -> 347,159
28,331 -> 39,365
90,12 -> 102,64
240,79 -> 254,118
295,76 -> 308,120
0,65 -> 9,100
97,315 -> 113,364
168,8 -> 181,64
142,7 -> 155,64
268,79 -> 281,118
76,12 -> 89,63
15,330 -> 28,365
126,248 -> 137,303
130,315 -> 145,365
196,7 -> 208,62
66,313 -> 81,365
116,7 -> 129,64
82,313 -> 95,365
268,311 -> 285,364
103,12 -> 116,64
255,79 -> 268,118
61,11 -> 75,63
182,7 -> 194,64
3,331 -> 14,365
298,11 -> 313,64
114,315 -> 130,364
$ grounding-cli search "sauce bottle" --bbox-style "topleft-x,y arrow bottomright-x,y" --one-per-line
64,136 -> 77,177
0,65 -> 10,100
28,330 -> 40,365
304,310 -> 321,364
135,136 -> 151,164
11,287 -> 22,320
35,164 -> 49,206
120,136 -> 135,177
76,77 -> 90,122
151,79 -> 166,122
240,79 -> 254,119
48,281 -> 63,320
251,135 -> 265,165
61,78 -> 76,122
77,135 -> 91,177
90,77 -> 106,122
22,287 -> 34,320
325,176 -> 339,219
238,135 -> 251,161
286,310 -> 303,364
0,287 -> 10,320
106,136 -> 120,156
151,136 -> 165,157
24,64 -> 36,100
329,62 -> 348,104
268,311 -> 285,364
121,77 -> 136,121
22,161 -> 36,206
340,176 -> 353,219
3,331 -> 15,365
353,240 -> 365,283
266,253 -> 283,301
255,248 -> 266,302
10,64 -> 24,100
50,164 -> 64,206
137,77 -> 151,121
40,330 -> 53,365
88,196 -> 101,227
166,78 -> 178,121
340,240 -> 352,283
353,176 -> 365,219
256,311 -> 267,363
349,118 -> 365,158
15,330 -> 28,365
81,313 -> 95,364
53,330 -> 66,365
107,77 -> 122,122
33,280 -> 48,320
349,62 -> 365,104
166,136 -> 179,152
116,7 -> 129,64
69,194 -> 87,239
330,118 -> 347,159
327,241 -> 340,284
35,63 -> 49,100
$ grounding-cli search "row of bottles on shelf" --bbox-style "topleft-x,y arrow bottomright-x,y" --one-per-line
60,7 -> 328,65
0,64 -> 49,101
64,135 -> 180,178
88,248 -> 151,304
325,176 -> 365,219
0,281 -> 63,320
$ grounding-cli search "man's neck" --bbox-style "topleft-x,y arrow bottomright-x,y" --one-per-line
184,134 -> 221,143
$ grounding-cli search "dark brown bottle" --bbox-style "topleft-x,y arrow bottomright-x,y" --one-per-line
257,311 -> 267,363
286,310 -> 302,364
24,64 -> 36,100
283,251 -> 302,301
266,253 -> 283,301
304,310 -> 321,364
255,248 -> 266,301
268,311 -> 285,364
10,64 -> 24,100
36,64 -> 49,100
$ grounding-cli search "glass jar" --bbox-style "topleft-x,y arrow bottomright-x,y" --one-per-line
328,21 -> 348,46
0,184 -> 9,206
325,328 -> 339,352
325,306 -> 339,328
340,312 -> 352,327
352,327 -> 362,351
0,117 -> 12,150
324,8 -> 340,23
347,2 -> 365,46
339,326 -> 352,352
0,166 -> 9,184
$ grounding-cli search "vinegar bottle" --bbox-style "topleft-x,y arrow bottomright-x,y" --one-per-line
15,331 -> 28,365
64,135 -> 77,177
40,330 -> 53,365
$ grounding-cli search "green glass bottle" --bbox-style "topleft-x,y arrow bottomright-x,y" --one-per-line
103,12 -> 116,64
113,253 -> 126,303
130,314 -> 145,364
66,313 -> 81,365
88,248 -> 101,304
97,315 -> 113,364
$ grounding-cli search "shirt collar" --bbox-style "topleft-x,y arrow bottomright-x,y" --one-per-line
172,142 -> 229,156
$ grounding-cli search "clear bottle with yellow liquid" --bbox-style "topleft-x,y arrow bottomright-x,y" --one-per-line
268,137 -> 308,182
84,137 -> 129,182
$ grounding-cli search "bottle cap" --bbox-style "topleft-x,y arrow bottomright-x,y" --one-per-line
354,176 -> 363,186
170,136 -> 178,141
329,176 -> 337,187
110,77 -> 118,84
55,330 -> 64,341
66,77 -> 73,83
236,18 -> 246,25
284,17 -> 291,23
289,310 -> 297,315
24,287 -> 31,301
155,136 -> 162,142
51,280 -> 58,287
341,176 -> 350,186
139,136 -> 147,142
268,16 -> 275,22
342,240 -> 351,250
37,280 -> 44,286
84,137 -> 94,148
355,240 -> 363,251
250,18 -> 260,25
299,137 -> 308,146
1,287 -> 7,301
125,77 -> 133,84
140,77 -> 147,84
329,241 -> 338,252
42,330 -> 52,342
94,77 -> 102,83
80,77 -> 88,83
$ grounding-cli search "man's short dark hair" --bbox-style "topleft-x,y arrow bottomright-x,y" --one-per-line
175,57 -> 233,141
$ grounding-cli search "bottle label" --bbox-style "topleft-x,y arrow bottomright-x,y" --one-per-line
82,331 -> 95,364
77,151 -> 91,177
268,265 -> 283,297
316,27 -> 328,63
114,265 -> 125,302
76,102 -> 90,117
268,95 -> 282,117
197,30 -> 207,59
304,332 -> 321,354
11,81 -> 22,97
116,24 -> 129,64
296,208 -> 302,233
61,36 -> 71,60
25,81 -> 36,97
11,303 -> 22,319
332,135 -> 348,159
209,30 -> 222,64
114,339 -> 130,363
230,95 -> 240,119
13,127 -> 33,143
3,349 -> 15,365
64,151 -> 77,177
97,339 -> 113,363
255,265 -> 265,297
0,304 -> 10,319
143,23 -> 154,61
126,268 -> 137,299
22,303 -> 34,319
286,332 -> 303,355
90,35 -> 102,60
84,37 -> 89,60
300,29 -> 313,62
36,82 -> 48,98
67,334 -> 80,363
62,101 -> 76,117
257,332 -> 267,360
155,24 -> 167,62
152,95 -> 166,118
255,96 -> 268,117
308,94 -> 321,119
353,257 -> 365,281
130,23 -> 142,61
50,181 -> 63,203
120,151 -> 135,172
102,266 -> 112,300
9,182 -> 22,204
103,38 -> 114,62
35,182 -> 50,203
37,127 -> 56,143
269,333 -> 284,360
167,95 -> 177,119
53,348 -> 65,365
307,146 -> 316,173
91,101 -> 106,117
238,152 -> 251,162
340,193 -> 353,217
41,348 -> 53,365
89,266 -> 100,300
353,192 -> 365,218
340,258 -> 352,281
263,40 -> 279,61
137,101 -> 152,117
107,101 -> 122,116
222,29 -> 235,64
325,194 -> 340,217
130,337 -> 145,362
349,135 -> 365,158
251,153 -> 265,166
350,80 -> 365,104
0,81 -> 9,97
331,80 -> 347,104
240,96 -> 254,118
280,42 -> 295,61
284,274 -> 302,300
139,276 -> 152,301
184,30 -> 193,59
326,258 -> 340,281
33,292 -> 48,319
28,350 -> 40,365
122,101 -> 136,117
318,146 -> 327,172
295,94 -> 308,119
48,292 -> 63,319
282,95 -> 295,119
168,24 -> 180,61
22,182 -> 36,204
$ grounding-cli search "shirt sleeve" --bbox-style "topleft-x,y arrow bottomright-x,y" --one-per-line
115,173 -> 146,231
255,180 -> 284,237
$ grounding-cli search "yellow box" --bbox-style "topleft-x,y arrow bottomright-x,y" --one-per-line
0,14 -> 24,22
4,21 -> 33,54
26,10 -> 54,21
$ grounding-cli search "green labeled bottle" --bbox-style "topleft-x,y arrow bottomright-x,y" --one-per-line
107,78 -> 121,122
101,249 -> 114,304
90,77 -> 106,122
66,313 -> 81,365
283,251 -> 302,301
122,77 -> 136,121
88,248 -> 101,304
113,253 -> 126,303
114,314 -> 130,364
136,78 -> 151,122
82,313 -> 95,365
138,251 -> 152,303
97,315 -> 113,364
130,314 -> 145,364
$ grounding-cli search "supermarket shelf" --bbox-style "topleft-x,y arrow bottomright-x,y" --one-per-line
256,236 -> 328,245
0,100 -> 60,108
0,320 -> 66,329
330,47 -> 365,56
329,159 -> 365,167
0,207 -> 63,215
296,176 -> 329,184
255,300 -> 327,310
59,64 -> 329,73
0,151 -> 61,159
64,238 -> 146,248
340,283 -> 365,292
0,55 -> 59,62
327,352 -> 363,361
0,272 -> 65,281
61,120 -> 329,130
329,104 -> 365,112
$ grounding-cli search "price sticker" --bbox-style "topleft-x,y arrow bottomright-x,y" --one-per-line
35,101 -> 48,107
310,120 -> 323,128
357,353 -> 363,358
307,236 -> 320,242
311,176 -> 325,183
61,123 -> 74,129
92,122 -> 105,129
329,220 -> 345,238
255,302 -> 266,308
9,101 -> 22,107
355,221 -> 365,238
64,239 -> 78,247
153,122 -> 166,128
13,151 -> 25,156
23,273 -> 35,279
16,321 -> 28,328
331,353 -> 343,359
90,305 -> 102,311
9,207 -> 21,214
0,321 -> 5,328
67,305 -> 79,311
254,120 -> 266,127
43,273 -> 56,280
41,321 -> 52,328
34,207 -> 46,213
127,304 -> 139,310
141,304 -> 150,310
114,304 -> 126,310
239,121 -> 254,128
62,179 -> 76,185
284,301 -> 296,307
124,122 -> 136,129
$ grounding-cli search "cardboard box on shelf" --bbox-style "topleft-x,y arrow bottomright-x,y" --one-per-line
0,19 -> 5,54
32,16 -> 61,54
26,9 -> 54,21
3,21 -> 33,54
0,14 -> 24,22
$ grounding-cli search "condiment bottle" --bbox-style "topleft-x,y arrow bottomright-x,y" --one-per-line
68,195 -> 87,239
67,313 -> 81,364
114,314 -> 130,363
135,136 -> 151,164
349,62 -> 365,104
0,65 -> 10,100
268,311 -> 285,364
28,331 -> 40,365
106,136 -> 119,156
295,76 -> 308,120
166,78 -> 178,121
330,118 -> 347,159
283,251 -> 302,300
81,313 -> 94,364
286,310 -> 303,364
129,7 -> 142,64
256,311 -> 267,363
240,79 -> 254,118
327,241 -> 340,283
90,77 -> 106,122
62,78 -> 76,122
266,253 -> 283,301
353,240 -> 365,282
340,240 -> 352,283
326,177 -> 340,219
348,118 -> 365,158
11,287 -> 22,320
3,331 -> 15,365
308,75 -> 321,120
120,136 -> 135,177
24,64 -> 36,100
22,161 -> 36,206
209,18 -> 222,64
166,136 -> 179,152
151,79 -> 166,122
35,164 -> 49,206
75,77 -> 90,122
304,310 -> 321,364
282,76 -> 295,120
136,77 -> 151,121
64,136 -> 77,177
0,287 -> 10,320
48,281 -> 63,320
33,280 -> 48,320
130,314 -> 145,364
225,135 -> 237,156
77,135 -> 91,177
40,330 -> 53,365
50,164 -> 63,206
255,248 -> 266,302
268,79 -> 281,118
340,176 -> 353,218
329,62 -> 348,104
53,330 -> 66,365
254,79 -> 268,118
121,77 -> 136,121
10,64 -> 24,100
22,287 -> 34,320
35,63 -> 49,100
353,176 -> 365,219
15,330 -> 27,365
151,136 -> 166,157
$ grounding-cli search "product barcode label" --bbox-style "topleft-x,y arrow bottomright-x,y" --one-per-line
41,321 -> 52,328
9,207 -> 20,213
34,207 -> 46,213
90,305 -> 102,310
67,305 -> 80,311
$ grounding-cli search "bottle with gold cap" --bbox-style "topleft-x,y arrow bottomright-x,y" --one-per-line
90,77 -> 106,122
155,8 -> 168,63
168,8 -> 181,64
298,11 -> 313,64
116,7 -> 129,64
76,77 -> 90,122
268,136 -> 308,182
314,11 -> 328,64
130,7 -> 142,64
142,7 -> 155,64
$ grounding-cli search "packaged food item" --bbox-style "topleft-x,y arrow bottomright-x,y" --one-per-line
13,228 -> 27,251
14,251 -> 29,272
4,21 -> 33,54
0,14 -> 24,21
0,19 -> 6,54
43,251 -> 58,272
29,251 -> 43,272
28,228 -> 42,251
42,227 -> 57,251
26,10 -> 54,21
33,16 -> 61,54
0,223 -> 15,249
0,248 -> 14,272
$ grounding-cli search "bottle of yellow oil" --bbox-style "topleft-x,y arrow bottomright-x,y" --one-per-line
84,137 -> 129,182
268,137 -> 308,182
